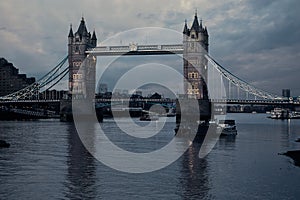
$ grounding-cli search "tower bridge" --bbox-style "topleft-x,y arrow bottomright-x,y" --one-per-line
0,12 -> 299,120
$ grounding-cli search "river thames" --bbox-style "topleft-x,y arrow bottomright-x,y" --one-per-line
1,113 -> 300,199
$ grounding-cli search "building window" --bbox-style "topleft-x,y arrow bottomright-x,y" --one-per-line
75,46 -> 79,53
188,72 -> 199,79
73,61 -> 82,67
191,43 -> 194,49
194,72 -> 198,78
72,74 -> 83,80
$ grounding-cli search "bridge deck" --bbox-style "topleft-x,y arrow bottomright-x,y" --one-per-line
1,98 -> 299,105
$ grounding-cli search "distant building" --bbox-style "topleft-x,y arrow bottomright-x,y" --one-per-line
113,89 -> 122,95
98,83 -> 108,94
135,90 -> 142,97
122,89 -> 129,95
0,58 -> 35,97
95,91 -> 112,99
149,92 -> 162,99
282,89 -> 290,98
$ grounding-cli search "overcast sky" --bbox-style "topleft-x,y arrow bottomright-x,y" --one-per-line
0,0 -> 300,96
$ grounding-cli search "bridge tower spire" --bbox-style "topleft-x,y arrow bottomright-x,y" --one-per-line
183,12 -> 209,99
68,17 -> 97,98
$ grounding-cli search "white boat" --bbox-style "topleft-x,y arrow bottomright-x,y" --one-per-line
165,108 -> 176,117
140,114 -> 159,121
269,108 -> 300,119
289,111 -> 300,119
269,108 -> 287,119
166,112 -> 176,117
217,120 -> 237,136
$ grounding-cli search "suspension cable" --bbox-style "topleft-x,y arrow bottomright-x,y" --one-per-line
205,55 -> 279,100
45,69 -> 69,91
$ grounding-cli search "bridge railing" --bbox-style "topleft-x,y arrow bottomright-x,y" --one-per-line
94,98 -> 175,103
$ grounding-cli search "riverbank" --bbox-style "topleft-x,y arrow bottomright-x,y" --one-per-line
282,150 -> 300,167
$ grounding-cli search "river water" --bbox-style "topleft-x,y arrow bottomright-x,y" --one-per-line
1,113 -> 300,199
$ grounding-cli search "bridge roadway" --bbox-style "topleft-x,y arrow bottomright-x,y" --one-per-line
0,99 -> 174,104
1,98 -> 300,106
96,98 -> 300,105
211,99 -> 300,105
0,99 -> 60,103
95,98 -> 174,103
1,98 -> 299,120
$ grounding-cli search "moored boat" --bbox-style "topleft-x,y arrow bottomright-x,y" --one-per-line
268,108 -> 300,119
217,120 -> 237,136
140,114 -> 159,121
166,108 -> 176,117
269,108 -> 289,119
289,111 -> 300,119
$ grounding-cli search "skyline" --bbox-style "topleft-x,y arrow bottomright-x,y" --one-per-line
0,0 -> 300,96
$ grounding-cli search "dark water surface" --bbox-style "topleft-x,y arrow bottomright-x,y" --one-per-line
1,114 -> 300,199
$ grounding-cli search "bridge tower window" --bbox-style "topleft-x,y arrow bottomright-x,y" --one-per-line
75,46 -> 79,53
188,72 -> 199,79
72,74 -> 83,80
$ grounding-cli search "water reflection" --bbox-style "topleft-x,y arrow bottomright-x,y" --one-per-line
218,135 -> 236,150
179,137 -> 210,199
280,120 -> 292,148
0,115 -> 300,199
64,124 -> 97,199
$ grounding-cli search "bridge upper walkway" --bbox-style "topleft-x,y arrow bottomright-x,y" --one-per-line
86,44 -> 184,56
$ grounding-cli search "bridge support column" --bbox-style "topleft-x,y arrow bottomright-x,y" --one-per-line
175,98 -> 211,136
176,13 -> 211,137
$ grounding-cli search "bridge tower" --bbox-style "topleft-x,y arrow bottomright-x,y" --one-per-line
183,12 -> 209,99
68,17 -> 97,98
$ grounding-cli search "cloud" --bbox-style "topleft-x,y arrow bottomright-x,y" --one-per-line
0,0 -> 300,95
205,0 -> 300,95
